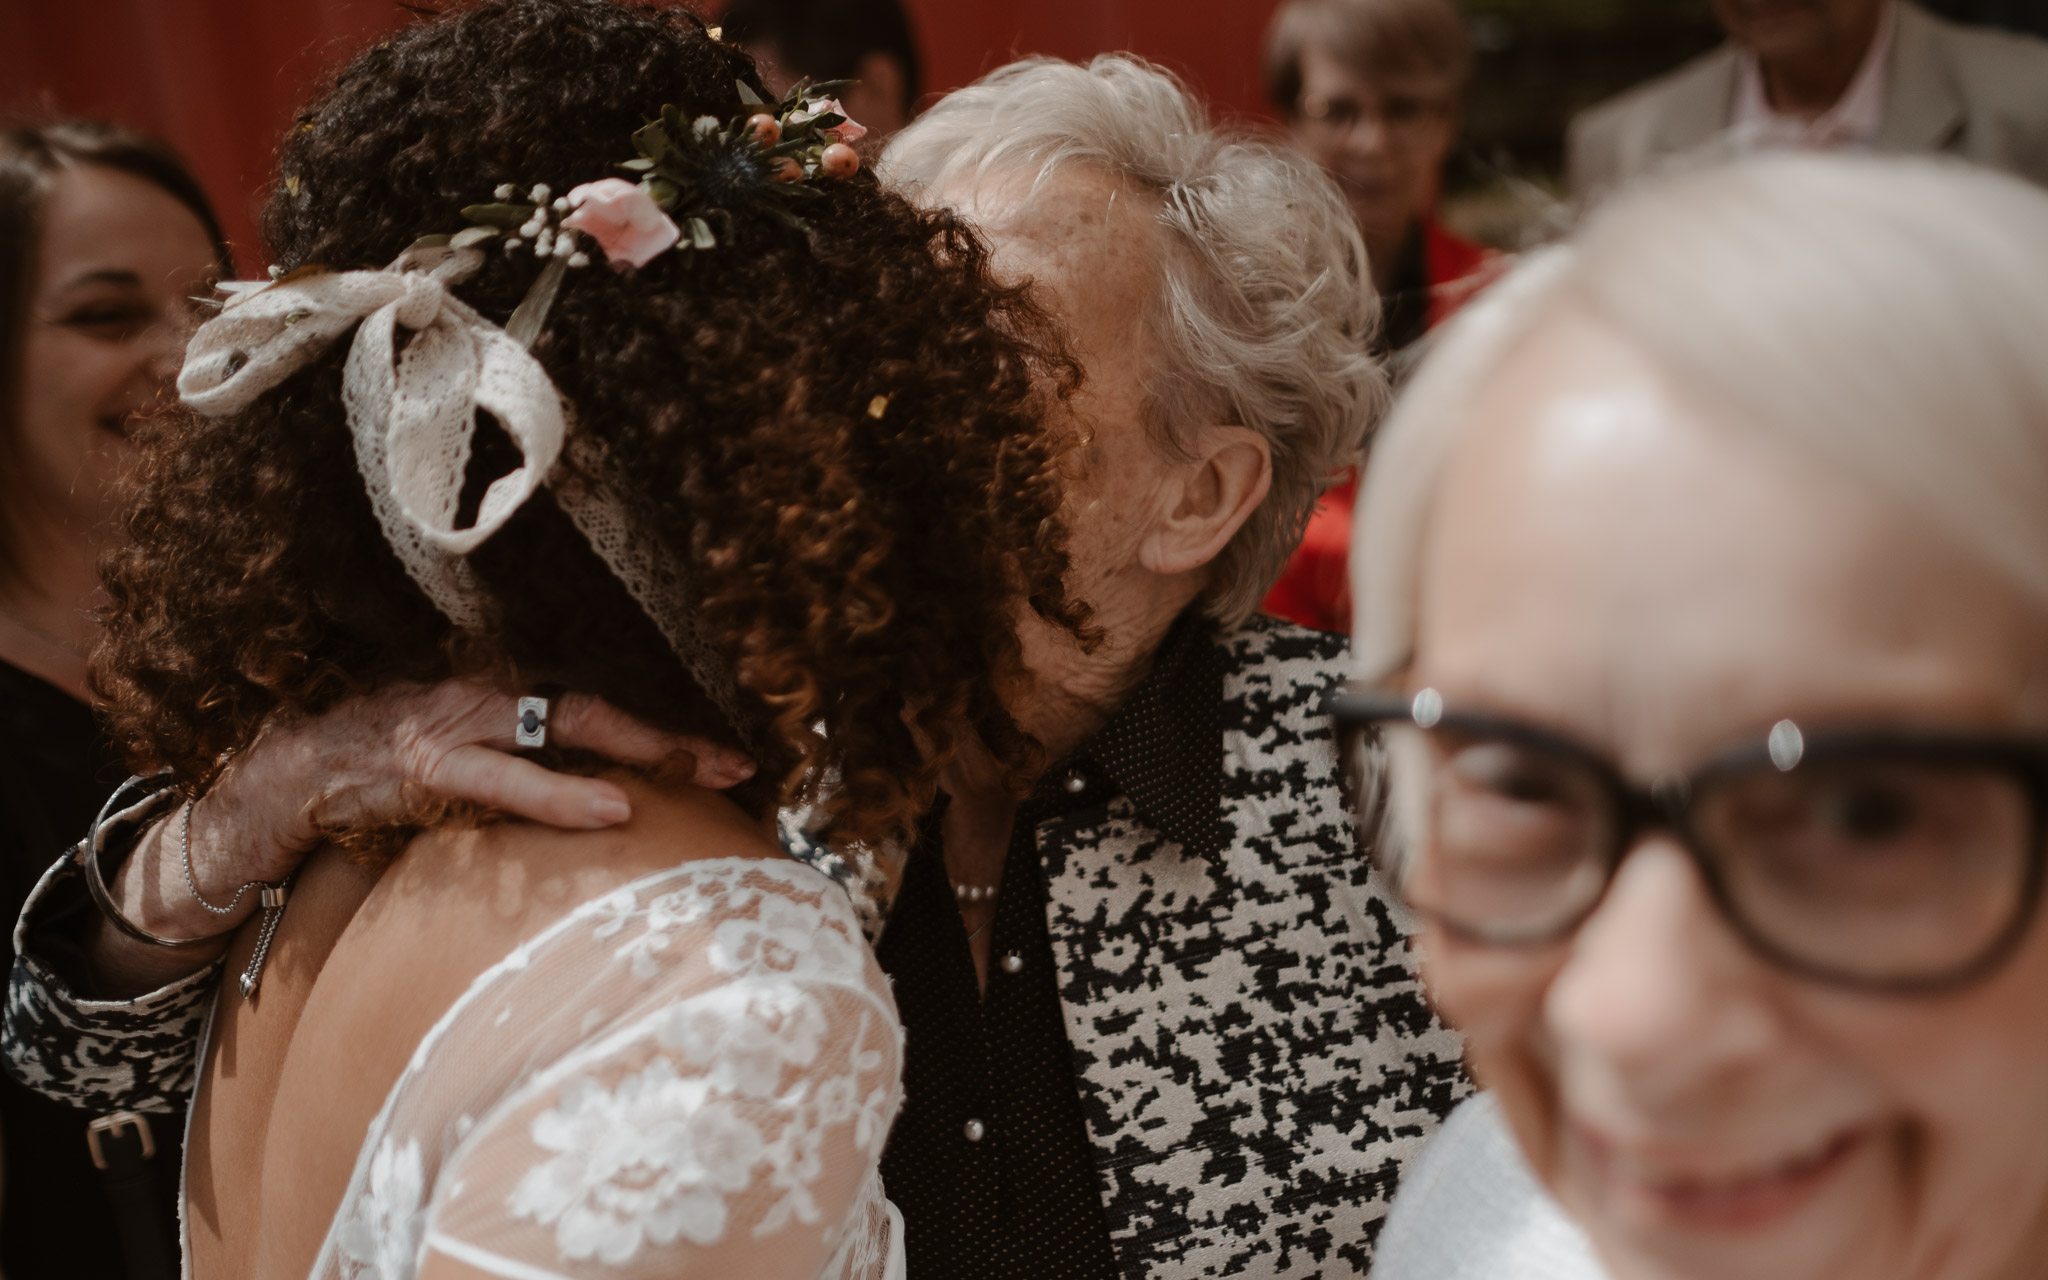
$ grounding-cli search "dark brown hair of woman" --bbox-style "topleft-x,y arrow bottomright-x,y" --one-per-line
0,119 -> 230,594
93,0 -> 1091,853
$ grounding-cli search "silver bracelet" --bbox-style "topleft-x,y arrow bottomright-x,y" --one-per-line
176,798 -> 295,1000
74,777 -> 221,951
179,800 -> 281,917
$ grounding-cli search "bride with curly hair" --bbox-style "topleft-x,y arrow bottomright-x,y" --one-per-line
87,2 -> 1090,1276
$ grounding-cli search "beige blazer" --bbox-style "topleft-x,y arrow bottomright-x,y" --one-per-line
1569,1 -> 2048,201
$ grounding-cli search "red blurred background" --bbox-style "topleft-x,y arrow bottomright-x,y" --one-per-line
0,0 -> 1285,273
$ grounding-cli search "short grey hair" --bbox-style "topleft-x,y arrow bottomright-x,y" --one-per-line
1353,152 -> 2048,686
881,54 -> 1388,625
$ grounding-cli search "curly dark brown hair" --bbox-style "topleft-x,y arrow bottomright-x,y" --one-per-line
94,0 -> 1090,852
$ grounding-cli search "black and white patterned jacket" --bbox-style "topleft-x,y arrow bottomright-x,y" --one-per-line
5,615 -> 1467,1275
5,785 -> 220,1117
1036,615 -> 1466,1275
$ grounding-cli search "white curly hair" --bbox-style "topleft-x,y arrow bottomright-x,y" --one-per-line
881,54 -> 1388,624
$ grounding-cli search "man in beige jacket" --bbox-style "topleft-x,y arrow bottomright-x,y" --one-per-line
1570,0 -> 2048,201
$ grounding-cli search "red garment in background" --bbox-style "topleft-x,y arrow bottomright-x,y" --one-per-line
1260,472 -> 1363,636
1259,216 -> 1497,634
1421,216 -> 1495,330
0,0 -> 1292,269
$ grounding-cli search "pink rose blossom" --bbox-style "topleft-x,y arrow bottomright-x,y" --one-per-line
797,97 -> 867,143
561,178 -> 680,269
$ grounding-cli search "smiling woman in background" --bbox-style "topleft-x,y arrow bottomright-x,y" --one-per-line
0,120 -> 226,1280
1344,153 -> 2048,1280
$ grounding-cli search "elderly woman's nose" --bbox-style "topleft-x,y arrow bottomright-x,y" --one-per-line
1545,839 -> 1781,1102
1345,116 -> 1393,157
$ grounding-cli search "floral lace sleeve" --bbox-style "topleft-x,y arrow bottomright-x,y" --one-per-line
311,858 -> 904,1280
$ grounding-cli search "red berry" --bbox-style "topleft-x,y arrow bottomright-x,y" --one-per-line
820,142 -> 860,180
748,113 -> 781,146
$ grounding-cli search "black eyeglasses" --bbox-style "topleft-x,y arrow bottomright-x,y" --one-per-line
1329,687 -> 2048,993
1295,90 -> 1448,140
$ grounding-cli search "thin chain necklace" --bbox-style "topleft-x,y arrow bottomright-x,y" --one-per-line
0,597 -> 89,660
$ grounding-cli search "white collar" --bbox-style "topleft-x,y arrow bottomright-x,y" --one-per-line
1731,1 -> 1896,151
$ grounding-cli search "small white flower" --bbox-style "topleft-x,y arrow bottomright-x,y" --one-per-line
494,182 -> 517,200
552,196 -> 570,213
712,893 -> 829,975
335,1138 -> 426,1279
693,115 -> 721,139
568,251 -> 591,269
535,228 -> 556,258
660,985 -> 828,1093
589,885 -> 642,939
529,183 -> 552,204
508,1061 -> 769,1260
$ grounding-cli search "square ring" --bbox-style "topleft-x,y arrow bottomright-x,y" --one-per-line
516,695 -> 550,749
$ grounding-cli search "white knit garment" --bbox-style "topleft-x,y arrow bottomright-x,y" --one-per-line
178,244 -> 746,735
1374,1093 -> 1609,1280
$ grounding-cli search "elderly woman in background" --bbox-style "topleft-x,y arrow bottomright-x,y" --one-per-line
1260,0 -> 1496,632
1341,153 -> 2048,1280
1264,0 -> 1491,349
0,118 -> 224,1280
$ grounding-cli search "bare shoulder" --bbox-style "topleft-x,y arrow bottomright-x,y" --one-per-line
298,775 -> 779,1094
368,774 -> 777,946
207,777 -> 779,1280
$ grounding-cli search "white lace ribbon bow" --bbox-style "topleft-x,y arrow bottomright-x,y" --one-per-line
178,244 -> 563,628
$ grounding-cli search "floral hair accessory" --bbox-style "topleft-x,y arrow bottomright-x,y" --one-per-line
455,77 -> 865,275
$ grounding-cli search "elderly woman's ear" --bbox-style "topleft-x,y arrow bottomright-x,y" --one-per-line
1138,423 -> 1275,577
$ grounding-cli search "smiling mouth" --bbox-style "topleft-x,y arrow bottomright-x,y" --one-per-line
1592,1127 -> 1869,1230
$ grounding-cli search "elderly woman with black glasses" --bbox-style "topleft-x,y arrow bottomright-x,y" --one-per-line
1333,153 -> 2048,1280
1257,0 -> 1499,635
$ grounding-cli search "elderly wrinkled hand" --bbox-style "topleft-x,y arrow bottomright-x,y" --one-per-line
90,680 -> 754,992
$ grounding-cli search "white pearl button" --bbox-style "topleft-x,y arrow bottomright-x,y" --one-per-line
963,1118 -> 987,1142
1001,952 -> 1024,974
1063,770 -> 1087,793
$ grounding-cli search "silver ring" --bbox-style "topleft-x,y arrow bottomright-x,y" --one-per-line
516,695 -> 549,749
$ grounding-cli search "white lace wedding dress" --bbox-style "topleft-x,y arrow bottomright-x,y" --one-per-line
298,857 -> 905,1280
